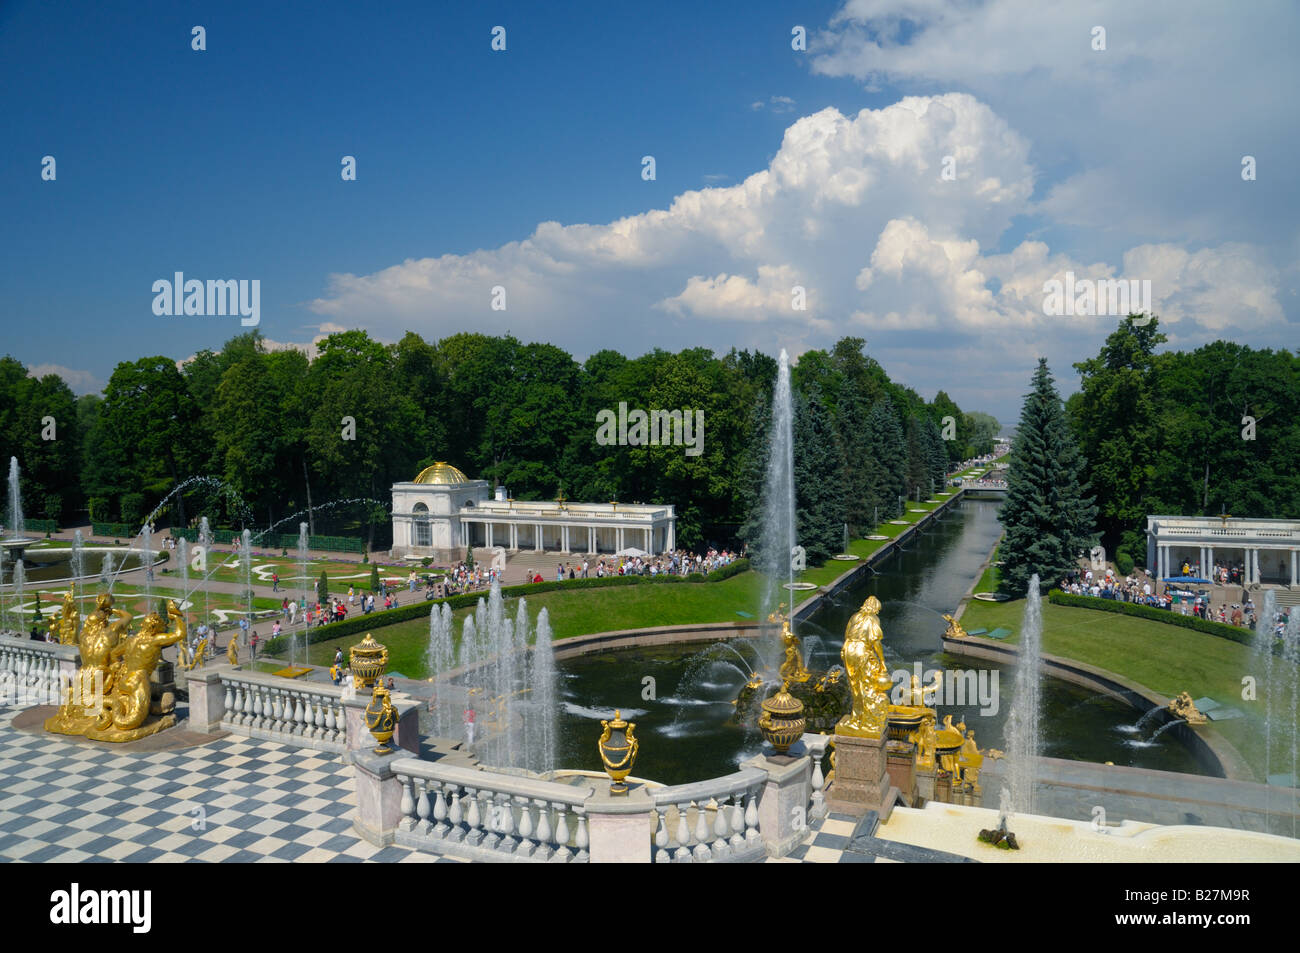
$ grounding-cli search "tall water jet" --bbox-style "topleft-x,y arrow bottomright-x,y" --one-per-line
1283,611 -> 1300,834
1000,574 -> 1043,823
240,528 -> 253,647
0,544 -> 7,631
177,537 -> 191,639
425,602 -> 455,737
296,522 -> 309,670
462,616 -> 480,747
199,517 -> 212,633
99,551 -> 115,592
758,349 -> 797,663
7,457 -> 23,539
1254,589 -> 1279,792
12,560 -> 26,633
141,524 -> 154,604
71,529 -> 85,618
528,607 -> 558,774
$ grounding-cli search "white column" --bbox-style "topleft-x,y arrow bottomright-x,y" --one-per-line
510,523 -> 518,550
561,525 -> 570,553
486,523 -> 494,549
588,526 -> 595,554
1207,546 -> 1215,580
1291,549 -> 1297,587
616,527 -> 625,553
645,528 -> 652,553
535,524 -> 543,553
667,521 -> 675,552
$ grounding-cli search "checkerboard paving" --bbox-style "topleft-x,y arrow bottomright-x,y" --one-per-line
772,811 -> 978,863
0,710 -> 463,863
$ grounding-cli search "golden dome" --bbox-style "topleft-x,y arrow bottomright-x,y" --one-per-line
413,461 -> 471,485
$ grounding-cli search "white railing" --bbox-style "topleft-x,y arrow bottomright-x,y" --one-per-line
392,759 -> 593,862
0,636 -> 72,706
650,767 -> 766,863
218,671 -> 346,752
805,734 -> 832,823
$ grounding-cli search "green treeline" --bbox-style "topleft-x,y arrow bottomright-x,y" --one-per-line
0,332 -> 994,553
1066,316 -> 1300,568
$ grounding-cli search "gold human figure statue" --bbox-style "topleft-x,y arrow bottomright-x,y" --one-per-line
941,613 -> 968,639
45,593 -> 130,736
909,713 -> 938,769
778,620 -> 812,684
957,729 -> 984,790
179,637 -> 208,671
227,633 -> 239,666
48,588 -> 79,645
84,601 -> 186,742
836,596 -> 892,738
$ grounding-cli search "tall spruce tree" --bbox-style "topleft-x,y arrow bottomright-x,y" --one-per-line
865,399 -> 907,518
793,386 -> 842,563
999,359 -> 1098,595
834,376 -> 874,535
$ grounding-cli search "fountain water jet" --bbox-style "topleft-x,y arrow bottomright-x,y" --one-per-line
7,457 -> 24,540
757,348 -> 797,670
999,574 -> 1043,824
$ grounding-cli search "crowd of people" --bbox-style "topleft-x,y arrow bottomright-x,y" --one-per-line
1057,567 -> 1291,631
515,547 -> 740,583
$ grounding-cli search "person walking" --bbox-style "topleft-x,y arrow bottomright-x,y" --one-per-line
272,571 -> 279,592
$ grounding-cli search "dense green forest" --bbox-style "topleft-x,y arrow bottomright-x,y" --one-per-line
0,332 -> 994,553
1066,316 -> 1300,568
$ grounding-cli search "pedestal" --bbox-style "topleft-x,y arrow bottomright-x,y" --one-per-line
826,732 -> 897,820
745,744 -> 812,858
184,666 -> 227,733
352,750 -> 403,846
587,786 -> 653,863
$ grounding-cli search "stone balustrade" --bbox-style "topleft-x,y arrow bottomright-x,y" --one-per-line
391,758 -> 593,862
214,670 -> 347,753
0,635 -> 78,707
650,767 -> 766,863
805,733 -> 833,823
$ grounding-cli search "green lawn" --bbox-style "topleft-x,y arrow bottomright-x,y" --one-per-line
269,570 -> 770,676
960,597 -> 1294,782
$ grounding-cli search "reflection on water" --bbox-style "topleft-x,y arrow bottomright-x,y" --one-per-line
556,500 -> 1205,786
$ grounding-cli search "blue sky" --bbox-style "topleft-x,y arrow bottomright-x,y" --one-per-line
3,0 -> 1296,421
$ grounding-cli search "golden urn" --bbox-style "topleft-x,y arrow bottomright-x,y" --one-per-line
350,633 -> 389,690
364,683 -> 397,755
758,680 -> 806,754
597,709 -> 639,795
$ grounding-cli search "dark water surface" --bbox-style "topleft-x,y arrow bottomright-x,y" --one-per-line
556,500 -> 1203,785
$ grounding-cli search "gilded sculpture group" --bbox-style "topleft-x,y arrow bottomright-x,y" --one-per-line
44,589 -> 185,743
836,595 -> 983,793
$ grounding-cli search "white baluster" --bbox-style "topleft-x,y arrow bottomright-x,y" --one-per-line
325,703 -> 336,734
553,805 -> 572,861
693,800 -> 712,861
516,796 -> 533,855
745,790 -> 761,845
654,811 -> 670,863
534,799 -> 552,860
810,749 -> 827,820
231,686 -> 245,726
293,695 -> 305,733
223,684 -> 235,723
712,796 -> 730,857
465,788 -> 483,847
416,779 -> 431,834
398,776 -> 415,831
574,811 -> 589,863
673,802 -> 692,862
313,697 -> 325,734
448,789 -> 464,841
432,784 -> 449,838
729,791 -> 746,850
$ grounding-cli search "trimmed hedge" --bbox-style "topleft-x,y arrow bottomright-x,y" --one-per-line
22,519 -> 57,534
92,522 -> 135,538
1047,590 -> 1254,646
262,558 -> 753,655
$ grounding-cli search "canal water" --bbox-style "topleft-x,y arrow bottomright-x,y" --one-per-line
555,499 -> 1203,786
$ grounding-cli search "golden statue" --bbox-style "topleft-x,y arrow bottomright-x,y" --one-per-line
1168,692 -> 1207,725
178,637 -> 208,671
83,601 -> 186,742
957,729 -> 984,790
227,634 -> 239,667
48,588 -> 79,645
777,620 -> 812,684
814,667 -> 844,693
909,712 -> 938,769
45,593 -> 130,736
836,596 -> 893,738
941,613 -> 968,639
766,602 -> 788,625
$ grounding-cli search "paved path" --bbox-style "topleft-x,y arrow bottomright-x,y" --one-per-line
0,708 -> 460,863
